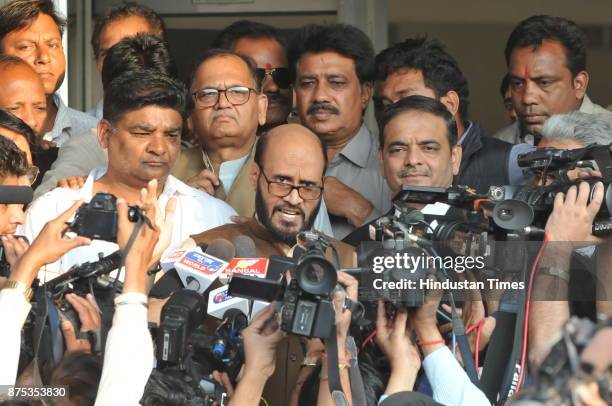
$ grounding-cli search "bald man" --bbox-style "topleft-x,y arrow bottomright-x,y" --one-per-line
0,56 -> 47,136
184,124 -> 355,406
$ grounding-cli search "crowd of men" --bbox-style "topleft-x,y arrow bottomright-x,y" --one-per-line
0,1 -> 610,405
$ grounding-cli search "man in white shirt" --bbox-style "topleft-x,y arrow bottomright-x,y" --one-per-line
21,70 -> 236,279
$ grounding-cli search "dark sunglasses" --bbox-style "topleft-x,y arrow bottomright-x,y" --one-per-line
255,67 -> 291,89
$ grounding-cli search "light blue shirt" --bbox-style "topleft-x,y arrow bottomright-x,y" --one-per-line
43,94 -> 99,147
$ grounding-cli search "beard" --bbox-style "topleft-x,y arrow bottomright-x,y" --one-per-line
255,183 -> 321,246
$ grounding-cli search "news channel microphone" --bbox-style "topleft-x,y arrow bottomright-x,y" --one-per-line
173,239 -> 235,294
150,239 -> 235,298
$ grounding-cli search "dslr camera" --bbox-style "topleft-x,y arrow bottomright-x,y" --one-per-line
69,193 -> 141,242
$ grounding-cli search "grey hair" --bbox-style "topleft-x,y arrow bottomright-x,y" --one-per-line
541,111 -> 612,146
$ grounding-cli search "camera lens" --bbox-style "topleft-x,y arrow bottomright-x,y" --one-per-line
296,256 -> 337,296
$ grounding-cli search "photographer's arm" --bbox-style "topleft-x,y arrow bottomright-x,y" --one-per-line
413,288 -> 489,406
95,180 -> 161,406
230,305 -> 285,406
317,272 -> 357,406
529,182 -> 604,366
0,201 -> 91,385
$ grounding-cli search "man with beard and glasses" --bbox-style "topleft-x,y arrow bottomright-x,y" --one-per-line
181,123 -> 356,406
212,20 -> 292,133
173,49 -> 333,235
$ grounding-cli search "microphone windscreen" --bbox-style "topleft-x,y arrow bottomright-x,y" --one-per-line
205,238 -> 235,262
0,185 -> 33,205
232,235 -> 257,258
149,268 -> 183,298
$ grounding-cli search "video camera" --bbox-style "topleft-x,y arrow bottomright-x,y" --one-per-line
144,289 -> 246,405
69,192 -> 141,242
229,231 -> 339,339
488,143 -> 612,235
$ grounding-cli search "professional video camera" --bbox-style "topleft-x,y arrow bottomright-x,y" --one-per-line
70,192 -> 141,242
229,231 -> 339,339
488,143 -> 612,235
510,317 -> 611,406
143,289 -> 246,405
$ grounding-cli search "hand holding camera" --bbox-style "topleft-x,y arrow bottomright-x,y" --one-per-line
229,305 -> 285,406
375,301 -> 421,395
59,292 -> 101,355
0,234 -> 29,269
10,200 -> 91,288
116,179 -> 162,294
545,181 -> 605,245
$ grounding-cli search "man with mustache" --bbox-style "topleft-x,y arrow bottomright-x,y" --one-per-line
379,96 -> 461,197
374,36 -> 527,194
491,15 -> 612,145
342,95 -> 461,245
0,0 -> 97,148
212,20 -> 292,133
20,70 -> 236,277
183,123 -> 356,406
173,49 -> 332,234
289,24 -> 392,239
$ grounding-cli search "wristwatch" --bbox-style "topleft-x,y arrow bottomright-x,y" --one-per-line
301,356 -> 321,367
2,280 -> 33,302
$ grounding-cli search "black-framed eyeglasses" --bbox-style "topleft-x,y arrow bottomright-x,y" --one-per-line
192,86 -> 256,108
259,170 -> 323,200
255,67 -> 291,89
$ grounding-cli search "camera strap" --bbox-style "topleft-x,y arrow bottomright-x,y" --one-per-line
325,330 -> 368,406
326,325 -> 349,406
479,287 -> 526,405
30,287 -> 51,405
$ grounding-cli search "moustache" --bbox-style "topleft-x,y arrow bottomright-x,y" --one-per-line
273,204 -> 305,218
398,168 -> 429,178
523,106 -> 546,116
307,102 -> 340,116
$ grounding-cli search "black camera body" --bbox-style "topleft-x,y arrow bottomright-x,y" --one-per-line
156,289 -> 207,366
229,231 -> 339,339
355,241 -> 431,310
148,289 -> 244,405
69,193 -> 140,242
487,143 -> 612,235
279,277 -> 335,338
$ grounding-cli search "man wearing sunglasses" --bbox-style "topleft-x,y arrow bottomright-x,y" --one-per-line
173,49 -> 333,235
213,20 -> 292,132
